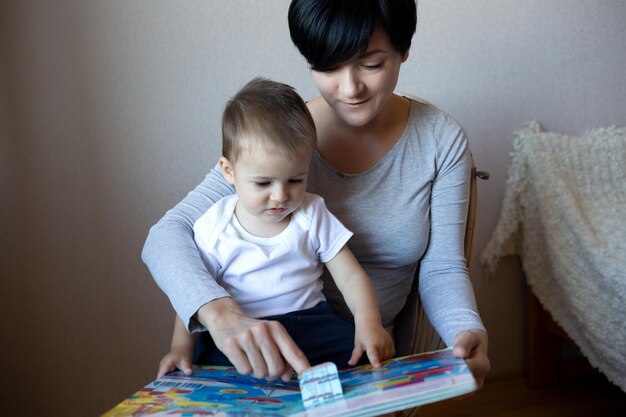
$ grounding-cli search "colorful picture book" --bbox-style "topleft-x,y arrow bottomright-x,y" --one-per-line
102,348 -> 476,417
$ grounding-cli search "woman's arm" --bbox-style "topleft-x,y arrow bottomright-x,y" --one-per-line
418,115 -> 484,344
417,113 -> 490,385
142,164 -> 235,331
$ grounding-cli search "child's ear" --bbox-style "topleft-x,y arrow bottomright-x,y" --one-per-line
219,157 -> 235,184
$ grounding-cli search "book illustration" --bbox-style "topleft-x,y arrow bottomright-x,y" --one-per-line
102,348 -> 476,417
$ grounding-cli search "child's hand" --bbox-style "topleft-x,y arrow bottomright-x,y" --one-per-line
157,347 -> 194,378
348,321 -> 395,368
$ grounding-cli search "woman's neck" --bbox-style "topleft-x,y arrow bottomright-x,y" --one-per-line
309,95 -> 411,174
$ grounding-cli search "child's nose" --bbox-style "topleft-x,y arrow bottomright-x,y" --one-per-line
271,185 -> 288,202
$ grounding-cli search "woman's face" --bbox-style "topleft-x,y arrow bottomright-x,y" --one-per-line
311,26 -> 407,128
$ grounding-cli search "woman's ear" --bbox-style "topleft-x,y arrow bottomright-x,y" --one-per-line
401,50 -> 410,63
219,156 -> 235,184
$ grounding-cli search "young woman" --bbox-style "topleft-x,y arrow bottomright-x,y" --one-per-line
143,0 -> 490,386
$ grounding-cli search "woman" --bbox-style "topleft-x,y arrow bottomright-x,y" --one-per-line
143,0 -> 490,386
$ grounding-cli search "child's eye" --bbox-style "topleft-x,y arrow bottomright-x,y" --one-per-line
288,179 -> 304,184
254,181 -> 270,187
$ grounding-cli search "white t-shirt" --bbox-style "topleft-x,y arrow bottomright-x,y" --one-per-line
193,193 -> 352,318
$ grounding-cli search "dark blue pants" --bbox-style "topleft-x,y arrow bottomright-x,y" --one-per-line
193,302 -> 362,368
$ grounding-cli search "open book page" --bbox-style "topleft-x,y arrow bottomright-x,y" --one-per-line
102,348 -> 476,417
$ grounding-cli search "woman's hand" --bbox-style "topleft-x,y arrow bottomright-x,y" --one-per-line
452,329 -> 490,388
198,297 -> 311,382
349,320 -> 395,368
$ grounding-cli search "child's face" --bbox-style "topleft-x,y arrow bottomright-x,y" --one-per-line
221,145 -> 311,230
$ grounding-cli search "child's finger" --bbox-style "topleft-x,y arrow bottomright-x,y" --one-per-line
157,360 -> 175,378
177,358 -> 193,375
348,345 -> 364,366
366,346 -> 381,368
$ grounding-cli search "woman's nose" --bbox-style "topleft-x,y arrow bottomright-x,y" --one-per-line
339,67 -> 361,98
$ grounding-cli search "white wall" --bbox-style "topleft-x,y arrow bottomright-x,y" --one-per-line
1,1 -> 625,415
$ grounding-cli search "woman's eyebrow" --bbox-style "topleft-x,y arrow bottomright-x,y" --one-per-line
358,49 -> 387,59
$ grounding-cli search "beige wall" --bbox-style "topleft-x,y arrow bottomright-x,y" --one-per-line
1,1 -> 625,415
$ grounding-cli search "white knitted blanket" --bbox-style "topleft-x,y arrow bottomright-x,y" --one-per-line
481,122 -> 626,391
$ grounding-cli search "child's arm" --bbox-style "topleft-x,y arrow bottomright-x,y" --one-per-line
157,315 -> 199,378
325,245 -> 395,368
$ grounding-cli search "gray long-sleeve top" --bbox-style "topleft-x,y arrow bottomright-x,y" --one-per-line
142,98 -> 485,346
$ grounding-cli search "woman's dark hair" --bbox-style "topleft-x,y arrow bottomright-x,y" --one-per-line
288,0 -> 417,71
